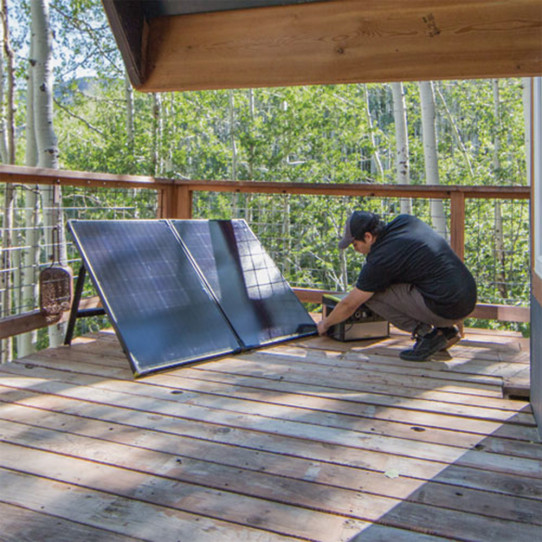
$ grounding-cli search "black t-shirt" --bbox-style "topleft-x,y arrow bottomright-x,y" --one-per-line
356,214 -> 477,319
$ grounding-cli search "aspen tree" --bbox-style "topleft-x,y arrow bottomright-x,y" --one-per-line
0,0 -> 15,362
391,82 -> 411,214
17,18 -> 40,357
419,81 -> 447,239
363,85 -> 383,178
492,79 -> 508,299
31,0 -> 67,348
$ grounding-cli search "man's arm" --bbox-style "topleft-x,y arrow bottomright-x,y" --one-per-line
317,288 -> 374,336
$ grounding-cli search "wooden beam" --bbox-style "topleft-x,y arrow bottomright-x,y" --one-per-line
141,0 -> 542,91
102,0 -> 148,87
0,311 -> 61,341
293,289 -> 530,323
468,303 -> 530,323
181,179 -> 531,200
0,165 -> 530,201
293,287 -> 336,304
0,293 -> 529,344
503,368 -> 530,399
0,297 -> 102,340
0,164 -> 171,190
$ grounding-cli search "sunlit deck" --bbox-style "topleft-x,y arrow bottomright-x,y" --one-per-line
0,326 -> 539,542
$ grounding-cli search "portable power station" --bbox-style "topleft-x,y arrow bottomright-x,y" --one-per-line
322,293 -> 389,341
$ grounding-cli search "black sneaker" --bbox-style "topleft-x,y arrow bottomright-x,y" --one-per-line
438,326 -> 460,350
400,329 -> 447,361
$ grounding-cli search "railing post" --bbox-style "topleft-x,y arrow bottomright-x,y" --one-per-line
160,184 -> 193,219
450,191 -> 465,260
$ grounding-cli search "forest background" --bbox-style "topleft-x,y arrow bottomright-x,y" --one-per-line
0,0 -> 532,361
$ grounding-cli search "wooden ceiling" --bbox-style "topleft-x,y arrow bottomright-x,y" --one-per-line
102,0 -> 542,92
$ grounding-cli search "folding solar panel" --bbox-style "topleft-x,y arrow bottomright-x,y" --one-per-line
172,219 -> 317,348
68,220 -> 243,376
68,219 -> 316,376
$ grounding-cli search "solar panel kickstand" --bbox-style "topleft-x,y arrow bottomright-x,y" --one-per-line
64,263 -> 106,345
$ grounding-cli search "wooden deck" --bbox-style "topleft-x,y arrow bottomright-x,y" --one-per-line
0,326 -> 539,542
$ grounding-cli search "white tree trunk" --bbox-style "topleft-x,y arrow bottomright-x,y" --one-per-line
0,14 -> 8,163
17,32 -> 40,357
391,82 -> 411,214
245,88 -> 254,222
229,89 -> 237,181
434,85 -> 474,179
522,77 -> 532,186
492,79 -> 507,299
1,0 -> 14,164
363,85 -> 384,178
282,196 -> 291,277
419,81 -> 447,238
32,0 -> 57,169
152,92 -> 163,175
32,0 -> 66,348
0,0 -> 15,362
125,70 -> 134,149
229,89 -> 238,215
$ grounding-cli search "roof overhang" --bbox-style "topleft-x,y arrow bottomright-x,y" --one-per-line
103,0 -> 542,92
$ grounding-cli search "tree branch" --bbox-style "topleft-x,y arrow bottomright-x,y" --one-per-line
53,97 -> 105,137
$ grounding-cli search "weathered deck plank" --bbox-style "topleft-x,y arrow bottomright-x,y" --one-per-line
4,363 -> 538,460
1,408 -> 541,526
0,501 -> 146,542
0,467 -> 301,542
0,327 -> 539,541
0,373 -> 536,475
2,385 -> 540,504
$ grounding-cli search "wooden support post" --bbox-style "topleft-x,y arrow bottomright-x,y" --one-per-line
175,185 -> 192,219
450,191 -> 467,335
450,191 -> 466,260
160,185 -> 192,219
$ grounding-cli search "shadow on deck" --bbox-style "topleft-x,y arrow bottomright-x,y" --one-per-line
0,326 -> 539,541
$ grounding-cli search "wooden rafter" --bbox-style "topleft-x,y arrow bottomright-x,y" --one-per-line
106,0 -> 542,91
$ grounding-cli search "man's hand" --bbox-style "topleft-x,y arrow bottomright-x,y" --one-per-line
317,320 -> 329,336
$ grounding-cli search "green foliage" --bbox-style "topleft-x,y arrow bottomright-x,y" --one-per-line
6,0 -> 531,336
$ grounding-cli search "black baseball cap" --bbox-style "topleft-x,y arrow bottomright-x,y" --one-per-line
338,211 -> 376,249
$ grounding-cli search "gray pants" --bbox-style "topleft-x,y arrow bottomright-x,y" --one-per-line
365,283 -> 459,336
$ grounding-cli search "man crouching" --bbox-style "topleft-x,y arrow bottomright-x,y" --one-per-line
317,211 -> 477,361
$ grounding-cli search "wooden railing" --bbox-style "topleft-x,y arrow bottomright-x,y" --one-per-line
0,164 -> 531,340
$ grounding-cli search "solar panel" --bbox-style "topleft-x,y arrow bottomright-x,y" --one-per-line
68,219 -> 316,376
68,220 -> 243,376
172,219 -> 317,348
